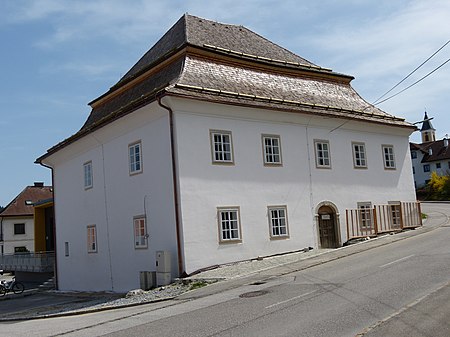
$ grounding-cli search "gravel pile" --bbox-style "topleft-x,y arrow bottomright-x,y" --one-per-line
32,280 -> 213,318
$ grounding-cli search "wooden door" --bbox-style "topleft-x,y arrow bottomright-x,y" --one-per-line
319,208 -> 337,248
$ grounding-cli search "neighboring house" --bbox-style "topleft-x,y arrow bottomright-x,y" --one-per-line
0,183 -> 53,255
410,112 -> 450,187
37,14 -> 417,293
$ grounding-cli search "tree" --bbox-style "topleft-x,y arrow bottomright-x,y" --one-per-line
427,171 -> 450,200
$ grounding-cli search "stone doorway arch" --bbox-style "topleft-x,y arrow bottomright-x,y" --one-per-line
315,201 -> 340,248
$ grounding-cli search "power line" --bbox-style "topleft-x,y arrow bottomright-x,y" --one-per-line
373,39 -> 450,105
375,57 -> 450,105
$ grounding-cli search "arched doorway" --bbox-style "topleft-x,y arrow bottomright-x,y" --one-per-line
317,204 -> 339,248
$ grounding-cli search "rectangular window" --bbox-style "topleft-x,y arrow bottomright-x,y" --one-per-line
262,135 -> 282,165
411,151 -> 417,159
357,202 -> 373,228
14,223 -> 25,235
14,246 -> 28,254
65,242 -> 70,257
218,207 -> 241,242
268,206 -> 289,238
412,166 -> 415,174
129,141 -> 142,174
83,161 -> 93,189
389,202 -> 401,229
134,216 -> 148,248
436,162 -> 441,169
87,225 -> 97,253
352,142 -> 367,168
423,164 -> 430,172
210,130 -> 234,164
314,140 -> 331,168
382,145 -> 396,169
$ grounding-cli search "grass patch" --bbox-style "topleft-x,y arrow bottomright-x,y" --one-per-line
189,281 -> 208,290
421,213 -> 427,219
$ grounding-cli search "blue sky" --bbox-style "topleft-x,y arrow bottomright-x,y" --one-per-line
1,0 -> 449,206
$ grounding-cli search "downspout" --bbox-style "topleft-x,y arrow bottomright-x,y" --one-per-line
0,217 -> 3,255
36,162 -> 59,290
157,95 -> 185,277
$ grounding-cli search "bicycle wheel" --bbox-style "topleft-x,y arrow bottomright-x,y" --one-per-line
0,285 -> 6,297
12,282 -> 24,294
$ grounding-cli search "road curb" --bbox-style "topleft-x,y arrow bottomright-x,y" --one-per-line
2,205 -> 448,321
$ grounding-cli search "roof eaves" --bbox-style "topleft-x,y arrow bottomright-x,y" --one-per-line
172,83 -> 411,126
89,45 -> 188,107
37,88 -> 168,164
201,44 -> 355,80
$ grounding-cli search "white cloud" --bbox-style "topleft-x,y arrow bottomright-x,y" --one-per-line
305,0 -> 450,80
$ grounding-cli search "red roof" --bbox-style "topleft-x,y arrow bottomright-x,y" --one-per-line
0,184 -> 53,217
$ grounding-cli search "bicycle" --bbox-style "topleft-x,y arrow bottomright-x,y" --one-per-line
0,274 -> 25,296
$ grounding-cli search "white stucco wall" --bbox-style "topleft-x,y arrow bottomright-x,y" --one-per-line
411,149 -> 450,187
1,217 -> 35,254
45,103 -> 178,292
166,97 -> 416,274
44,95 -> 416,292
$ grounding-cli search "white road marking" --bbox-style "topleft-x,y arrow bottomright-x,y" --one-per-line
265,290 -> 318,309
379,254 -> 415,268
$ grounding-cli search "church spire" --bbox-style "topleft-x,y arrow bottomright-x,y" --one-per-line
420,111 -> 436,143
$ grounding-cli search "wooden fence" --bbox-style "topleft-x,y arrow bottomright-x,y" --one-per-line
346,202 -> 422,241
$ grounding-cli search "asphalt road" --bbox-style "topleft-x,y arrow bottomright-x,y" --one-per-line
1,202 -> 450,337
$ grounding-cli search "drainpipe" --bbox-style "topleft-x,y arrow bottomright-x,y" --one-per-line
36,161 -> 58,290
157,95 -> 185,277
0,217 -> 3,254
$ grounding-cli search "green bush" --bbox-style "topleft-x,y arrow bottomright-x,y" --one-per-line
426,171 -> 450,201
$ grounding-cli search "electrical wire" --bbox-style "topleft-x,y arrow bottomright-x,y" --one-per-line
375,57 -> 450,105
373,39 -> 450,105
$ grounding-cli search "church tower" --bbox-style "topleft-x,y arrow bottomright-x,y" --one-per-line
420,111 -> 436,143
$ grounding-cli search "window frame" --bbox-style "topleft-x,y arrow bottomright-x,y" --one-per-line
382,145 -> 396,170
262,134 -> 282,166
83,161 -> 93,189
14,246 -> 28,254
411,151 -> 417,159
268,206 -> 289,239
357,202 -> 373,229
423,164 -> 430,172
87,225 -> 97,253
314,140 -> 331,169
388,201 -> 402,229
133,215 -> 148,249
14,223 -> 26,235
217,207 -> 242,243
352,142 -> 367,169
128,141 -> 143,175
210,130 -> 234,164
64,242 -> 70,257
436,162 -> 441,169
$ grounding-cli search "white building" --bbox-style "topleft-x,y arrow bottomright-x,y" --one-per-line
37,14 -> 418,292
0,183 -> 53,255
410,112 -> 450,187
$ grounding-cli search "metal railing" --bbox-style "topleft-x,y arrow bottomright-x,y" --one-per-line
0,251 -> 55,273
346,202 -> 422,241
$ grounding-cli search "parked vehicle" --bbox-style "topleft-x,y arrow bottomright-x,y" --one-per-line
0,270 -> 25,296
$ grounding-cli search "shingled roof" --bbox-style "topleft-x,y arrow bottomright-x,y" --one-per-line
37,14 -> 415,163
411,139 -> 450,163
0,183 -> 53,217
114,14 -> 322,87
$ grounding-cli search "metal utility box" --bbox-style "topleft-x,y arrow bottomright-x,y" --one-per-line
140,271 -> 156,290
155,251 -> 171,273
